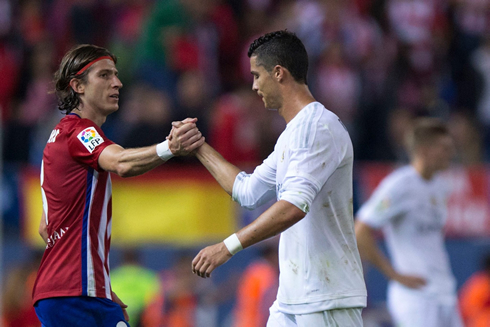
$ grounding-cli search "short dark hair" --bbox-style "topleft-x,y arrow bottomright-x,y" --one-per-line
54,44 -> 117,114
248,30 -> 308,84
405,117 -> 450,153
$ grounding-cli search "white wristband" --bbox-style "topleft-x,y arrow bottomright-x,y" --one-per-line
156,140 -> 174,161
223,233 -> 243,255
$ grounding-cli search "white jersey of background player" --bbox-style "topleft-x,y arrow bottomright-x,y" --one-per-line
355,118 -> 463,327
190,30 -> 366,327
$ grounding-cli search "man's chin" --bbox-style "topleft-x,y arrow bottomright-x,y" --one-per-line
264,103 -> 278,111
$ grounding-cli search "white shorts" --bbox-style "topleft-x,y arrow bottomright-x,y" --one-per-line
267,301 -> 363,327
388,295 -> 463,327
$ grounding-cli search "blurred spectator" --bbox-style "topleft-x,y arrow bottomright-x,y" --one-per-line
470,36 -> 490,158
141,253 -> 218,327
386,106 -> 415,163
117,83 -> 173,148
386,0 -> 446,75
314,41 -> 362,133
135,0 -> 238,93
110,247 -> 161,327
232,239 -> 279,327
3,250 -> 42,327
17,0 -> 47,48
3,36 -> 57,164
0,0 -> 12,37
448,111 -> 482,165
451,0 -> 490,61
459,254 -> 490,327
207,86 -> 283,166
107,0 -> 151,87
69,0 -> 110,46
175,70 -> 212,138
17,38 -> 56,126
0,40 -> 19,122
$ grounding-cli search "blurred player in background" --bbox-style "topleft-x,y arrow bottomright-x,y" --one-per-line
32,44 -> 204,327
190,30 -> 367,327
355,118 -> 463,327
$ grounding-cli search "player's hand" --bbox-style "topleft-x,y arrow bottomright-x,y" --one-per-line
192,242 -> 233,278
112,291 -> 130,322
393,273 -> 427,289
168,118 -> 205,156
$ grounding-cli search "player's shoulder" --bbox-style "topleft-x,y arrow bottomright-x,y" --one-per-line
289,102 -> 348,142
56,114 -> 94,133
378,165 -> 417,192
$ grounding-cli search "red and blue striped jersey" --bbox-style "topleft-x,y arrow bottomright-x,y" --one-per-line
33,113 -> 115,304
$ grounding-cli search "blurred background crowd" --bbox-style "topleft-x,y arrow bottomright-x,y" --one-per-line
2,0 -> 490,326
4,0 -> 490,167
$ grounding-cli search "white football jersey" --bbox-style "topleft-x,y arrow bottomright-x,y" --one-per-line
357,165 -> 457,303
234,102 -> 367,314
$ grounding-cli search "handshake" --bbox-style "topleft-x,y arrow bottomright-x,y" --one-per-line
166,117 -> 206,157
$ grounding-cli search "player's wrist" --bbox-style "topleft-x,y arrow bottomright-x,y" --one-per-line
223,233 -> 243,255
156,140 -> 174,161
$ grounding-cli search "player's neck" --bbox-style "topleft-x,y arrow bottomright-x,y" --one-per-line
279,84 -> 316,124
411,160 -> 435,180
75,105 -> 108,127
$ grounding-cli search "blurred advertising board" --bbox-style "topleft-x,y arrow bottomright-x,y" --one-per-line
356,163 -> 490,237
21,166 -> 237,247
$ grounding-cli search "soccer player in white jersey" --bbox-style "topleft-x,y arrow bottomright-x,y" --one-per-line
189,30 -> 367,327
355,118 -> 464,327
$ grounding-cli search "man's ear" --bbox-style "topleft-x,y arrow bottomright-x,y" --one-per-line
69,78 -> 85,94
273,65 -> 285,82
272,65 -> 288,82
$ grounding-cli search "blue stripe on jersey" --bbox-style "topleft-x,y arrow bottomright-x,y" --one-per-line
81,168 -> 94,296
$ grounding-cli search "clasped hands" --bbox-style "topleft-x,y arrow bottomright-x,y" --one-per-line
168,118 -> 205,156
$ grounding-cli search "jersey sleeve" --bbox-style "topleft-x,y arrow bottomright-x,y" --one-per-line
279,118 -> 344,213
357,175 -> 412,228
68,121 -> 115,171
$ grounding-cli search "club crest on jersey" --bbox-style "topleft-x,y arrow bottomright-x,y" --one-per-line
77,127 -> 104,153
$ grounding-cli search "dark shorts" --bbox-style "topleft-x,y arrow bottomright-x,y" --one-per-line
34,296 -> 129,327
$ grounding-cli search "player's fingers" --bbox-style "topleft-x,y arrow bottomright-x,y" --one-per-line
192,254 -> 202,274
181,131 -> 203,148
166,127 -> 175,141
193,254 -> 207,276
184,137 -> 205,154
173,124 -> 198,139
192,136 -> 206,149
205,264 -> 215,278
198,262 -> 211,278
172,119 -> 197,130
180,117 -> 198,124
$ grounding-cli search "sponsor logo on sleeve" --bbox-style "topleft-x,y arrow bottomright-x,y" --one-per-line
77,127 -> 104,153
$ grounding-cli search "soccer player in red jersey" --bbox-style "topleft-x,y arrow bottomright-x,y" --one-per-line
32,44 -> 204,327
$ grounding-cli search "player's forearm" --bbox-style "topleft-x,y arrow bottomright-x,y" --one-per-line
355,221 -> 398,280
114,145 -> 164,177
236,200 -> 306,249
196,143 -> 241,195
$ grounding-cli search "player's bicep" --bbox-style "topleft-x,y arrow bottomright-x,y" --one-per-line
98,144 -> 124,173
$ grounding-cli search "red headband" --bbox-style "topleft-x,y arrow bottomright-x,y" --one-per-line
75,56 -> 114,75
